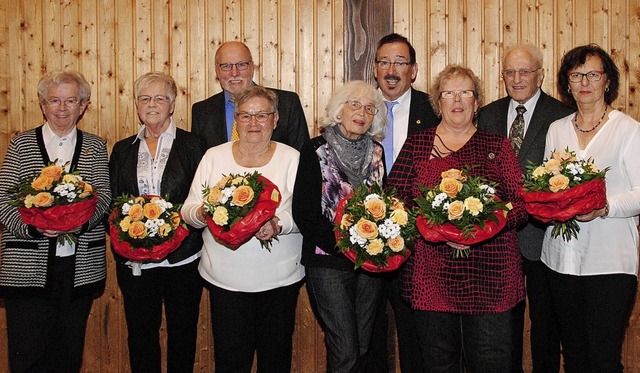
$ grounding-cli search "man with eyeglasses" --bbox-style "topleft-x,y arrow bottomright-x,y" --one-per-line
191,41 -> 309,150
478,44 -> 573,373
368,33 -> 439,373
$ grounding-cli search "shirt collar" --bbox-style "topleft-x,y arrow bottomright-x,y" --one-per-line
509,88 -> 541,114
134,119 -> 177,144
379,87 -> 412,108
42,122 -> 77,146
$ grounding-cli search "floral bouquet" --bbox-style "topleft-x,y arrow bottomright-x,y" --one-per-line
10,162 -> 97,244
333,183 -> 417,272
414,168 -> 512,258
522,148 -> 608,241
202,171 -> 281,251
108,195 -> 189,261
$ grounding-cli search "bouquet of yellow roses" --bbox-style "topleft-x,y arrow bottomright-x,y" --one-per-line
522,148 -> 608,241
10,162 -> 97,236
108,195 -> 189,261
202,171 -> 281,250
334,183 -> 417,272
414,167 -> 512,258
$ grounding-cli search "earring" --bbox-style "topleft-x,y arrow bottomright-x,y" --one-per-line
605,86 -> 610,92
567,87 -> 572,94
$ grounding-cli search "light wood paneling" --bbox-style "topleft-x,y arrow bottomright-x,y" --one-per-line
1,1 -> 640,372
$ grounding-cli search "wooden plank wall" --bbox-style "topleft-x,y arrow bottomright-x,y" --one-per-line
0,0 -> 639,372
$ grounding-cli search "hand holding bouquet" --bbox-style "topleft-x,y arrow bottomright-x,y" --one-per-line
522,148 -> 608,241
10,162 -> 97,244
202,171 -> 281,251
334,183 -> 417,272
414,167 -> 512,258
108,195 -> 189,261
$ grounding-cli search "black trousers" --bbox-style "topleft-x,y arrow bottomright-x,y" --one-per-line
6,256 -> 94,373
116,259 -> 203,373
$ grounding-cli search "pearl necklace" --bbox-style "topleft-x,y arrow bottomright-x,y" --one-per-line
573,108 -> 607,133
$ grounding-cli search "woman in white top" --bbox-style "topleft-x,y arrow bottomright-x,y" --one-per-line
541,44 -> 640,372
182,85 -> 304,373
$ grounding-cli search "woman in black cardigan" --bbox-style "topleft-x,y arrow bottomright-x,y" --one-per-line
109,72 -> 206,373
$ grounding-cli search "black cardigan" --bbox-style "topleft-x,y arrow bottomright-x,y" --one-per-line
109,128 -> 206,264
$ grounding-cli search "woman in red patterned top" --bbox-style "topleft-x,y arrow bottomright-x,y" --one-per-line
387,65 -> 528,372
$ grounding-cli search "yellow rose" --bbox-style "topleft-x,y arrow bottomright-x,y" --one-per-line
340,213 -> 353,229
549,174 -> 570,192
207,188 -> 223,205
464,197 -> 484,216
390,208 -> 409,226
62,174 -> 79,183
552,150 -> 575,162
216,175 -> 232,188
143,202 -> 163,219
531,166 -> 550,179
232,185 -> 255,207
439,177 -> 462,198
79,182 -> 93,198
119,216 -> 132,231
231,176 -> 246,185
544,159 -> 562,174
365,238 -> 384,256
128,221 -> 147,239
128,204 -> 144,221
24,194 -> 34,208
585,162 -> 600,173
355,218 -> 378,239
33,192 -> 54,207
158,223 -> 172,237
388,236 -> 405,252
134,196 -> 146,204
31,176 -> 54,191
212,206 -> 229,226
169,212 -> 181,227
389,197 -> 404,210
441,168 -> 467,182
364,197 -> 387,221
41,165 -> 63,181
447,200 -> 465,221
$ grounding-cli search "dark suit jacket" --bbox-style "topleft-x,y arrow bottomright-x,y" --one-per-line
477,90 -> 574,260
109,128 -> 206,264
191,87 -> 309,151
406,88 -> 440,135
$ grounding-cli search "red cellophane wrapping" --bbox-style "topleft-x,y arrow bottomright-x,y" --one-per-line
521,178 -> 606,223
19,194 -> 98,231
108,208 -> 190,261
206,176 -> 282,250
416,209 -> 508,246
334,194 -> 411,273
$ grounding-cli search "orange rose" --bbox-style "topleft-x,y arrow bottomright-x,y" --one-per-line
33,192 -> 54,207
464,197 -> 483,216
441,168 -> 467,182
549,174 -> 570,192
128,204 -> 144,221
355,218 -> 378,239
169,212 -> 181,227
143,202 -> 163,219
216,175 -> 232,188
41,165 -> 63,181
79,182 -> 93,198
340,213 -> 353,229
388,236 -> 405,252
134,196 -> 146,204
119,216 -> 132,231
158,223 -> 172,237
31,176 -> 54,191
390,208 -> 408,226
544,159 -> 562,174
552,150 -> 575,162
366,238 -> 384,256
439,178 -> 462,198
364,197 -> 387,221
207,188 -> 223,205
128,221 -> 147,239
389,197 -> 403,210
232,185 -> 255,207
447,200 -> 465,220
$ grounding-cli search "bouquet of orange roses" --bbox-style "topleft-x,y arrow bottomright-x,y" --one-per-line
202,171 -> 281,251
522,148 -> 608,241
334,183 -> 417,272
414,167 -> 512,258
108,195 -> 189,261
10,161 -> 97,243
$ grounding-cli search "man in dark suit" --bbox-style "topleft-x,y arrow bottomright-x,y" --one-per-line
369,33 -> 440,373
478,44 -> 574,373
191,41 -> 309,150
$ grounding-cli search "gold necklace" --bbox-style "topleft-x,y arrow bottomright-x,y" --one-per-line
573,108 -> 607,133
236,141 -> 272,157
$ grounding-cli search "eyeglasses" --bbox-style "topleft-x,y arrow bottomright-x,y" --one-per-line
137,95 -> 171,105
567,70 -> 605,83
345,100 -> 379,115
235,111 -> 275,123
44,98 -> 82,108
375,60 -> 412,71
218,61 -> 252,72
501,68 -> 541,78
439,90 -> 476,99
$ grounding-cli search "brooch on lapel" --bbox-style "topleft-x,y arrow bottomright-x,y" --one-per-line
416,120 -> 422,125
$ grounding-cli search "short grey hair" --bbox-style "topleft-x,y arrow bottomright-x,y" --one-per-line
37,70 -> 91,105
134,72 -> 178,103
503,44 -> 544,68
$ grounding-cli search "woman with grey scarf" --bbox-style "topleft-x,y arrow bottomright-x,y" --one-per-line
293,80 -> 387,373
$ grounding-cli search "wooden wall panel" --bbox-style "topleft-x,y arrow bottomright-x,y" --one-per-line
1,1 -> 640,372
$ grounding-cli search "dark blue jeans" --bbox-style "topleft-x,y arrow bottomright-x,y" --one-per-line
305,266 -> 384,373
414,309 -> 513,373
